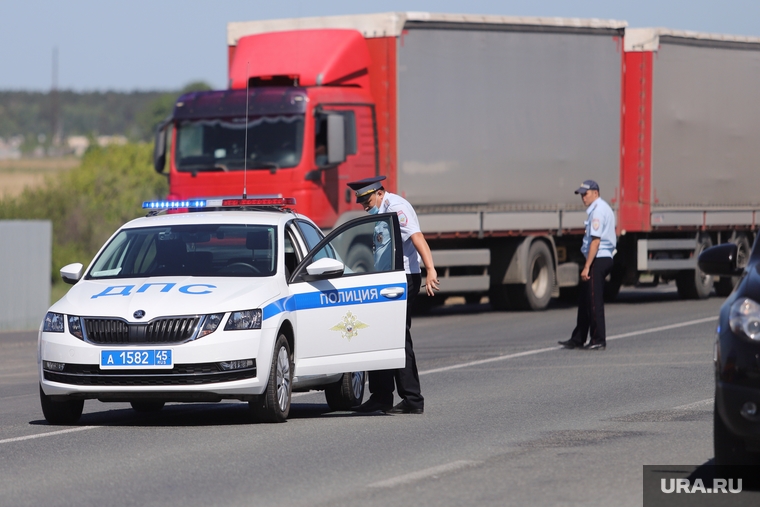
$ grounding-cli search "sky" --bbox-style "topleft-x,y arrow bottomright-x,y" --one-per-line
1,0 -> 759,92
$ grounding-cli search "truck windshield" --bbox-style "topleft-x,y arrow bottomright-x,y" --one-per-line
87,224 -> 278,279
175,115 -> 304,173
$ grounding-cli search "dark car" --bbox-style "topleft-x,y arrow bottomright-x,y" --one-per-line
699,239 -> 760,464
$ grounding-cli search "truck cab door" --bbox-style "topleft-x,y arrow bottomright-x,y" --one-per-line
288,213 -> 406,377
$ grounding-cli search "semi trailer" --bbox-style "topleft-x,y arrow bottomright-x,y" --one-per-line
153,13 -> 760,310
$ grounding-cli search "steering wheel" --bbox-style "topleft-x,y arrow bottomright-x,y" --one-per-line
219,262 -> 260,274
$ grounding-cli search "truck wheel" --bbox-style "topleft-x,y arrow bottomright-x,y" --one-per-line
130,401 -> 165,413
508,241 -> 554,311
714,407 -> 754,466
250,334 -> 292,423
39,385 -> 84,425
676,235 -> 713,299
715,234 -> 751,297
346,244 -> 373,273
325,371 -> 365,411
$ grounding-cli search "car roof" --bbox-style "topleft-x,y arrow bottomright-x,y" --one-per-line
120,210 -> 311,230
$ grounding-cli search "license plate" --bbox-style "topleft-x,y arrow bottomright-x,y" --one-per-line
100,349 -> 173,369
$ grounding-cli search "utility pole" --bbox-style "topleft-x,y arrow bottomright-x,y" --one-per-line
50,46 -> 60,155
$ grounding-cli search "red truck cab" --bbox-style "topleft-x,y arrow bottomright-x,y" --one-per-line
154,29 -> 387,229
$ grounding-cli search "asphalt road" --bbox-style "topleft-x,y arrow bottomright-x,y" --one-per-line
0,284 -> 742,506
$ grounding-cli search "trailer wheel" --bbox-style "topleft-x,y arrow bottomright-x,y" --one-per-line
676,235 -> 713,299
346,243 -> 373,273
508,241 -> 554,311
715,234 -> 751,297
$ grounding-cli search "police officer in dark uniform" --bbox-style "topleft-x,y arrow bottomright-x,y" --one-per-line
559,180 -> 617,351
346,176 -> 439,414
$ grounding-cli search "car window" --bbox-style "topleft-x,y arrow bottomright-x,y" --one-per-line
296,220 -> 337,261
87,224 -> 278,279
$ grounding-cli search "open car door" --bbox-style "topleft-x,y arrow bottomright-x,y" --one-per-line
289,213 -> 407,377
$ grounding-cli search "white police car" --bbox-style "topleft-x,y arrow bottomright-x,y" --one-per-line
39,197 -> 407,424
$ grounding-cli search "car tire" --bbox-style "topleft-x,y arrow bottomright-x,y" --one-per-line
715,234 -> 751,297
508,241 -> 554,311
39,384 -> 84,425
345,243 -> 374,273
130,401 -> 165,413
714,406 -> 755,466
676,235 -> 713,299
250,334 -> 292,423
325,371 -> 366,411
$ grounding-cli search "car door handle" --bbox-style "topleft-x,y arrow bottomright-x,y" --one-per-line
380,287 -> 405,300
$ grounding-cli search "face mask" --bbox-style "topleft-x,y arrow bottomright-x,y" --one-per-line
367,206 -> 379,215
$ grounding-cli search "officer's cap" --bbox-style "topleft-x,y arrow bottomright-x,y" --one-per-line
347,175 -> 386,203
574,180 -> 600,195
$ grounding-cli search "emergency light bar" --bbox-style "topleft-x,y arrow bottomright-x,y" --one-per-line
142,197 -> 296,210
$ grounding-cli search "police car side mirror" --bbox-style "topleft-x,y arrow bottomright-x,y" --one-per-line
303,257 -> 345,281
60,263 -> 84,285
698,243 -> 743,276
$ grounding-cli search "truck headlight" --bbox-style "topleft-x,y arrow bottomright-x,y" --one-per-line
729,298 -> 760,340
198,313 -> 224,338
225,309 -> 262,331
43,312 -> 64,333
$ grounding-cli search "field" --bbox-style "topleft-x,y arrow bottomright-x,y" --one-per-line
0,157 -> 79,198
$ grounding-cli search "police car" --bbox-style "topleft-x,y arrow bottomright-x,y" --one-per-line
39,197 -> 407,424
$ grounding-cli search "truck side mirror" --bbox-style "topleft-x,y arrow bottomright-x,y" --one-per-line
698,243 -> 743,276
327,114 -> 346,165
153,120 -> 170,174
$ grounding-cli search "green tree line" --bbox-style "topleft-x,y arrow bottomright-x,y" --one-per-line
0,81 -> 211,147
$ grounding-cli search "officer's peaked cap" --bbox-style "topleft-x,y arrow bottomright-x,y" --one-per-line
347,176 -> 386,203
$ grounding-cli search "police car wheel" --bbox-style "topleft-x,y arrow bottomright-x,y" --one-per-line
714,407 -> 755,466
250,334 -> 292,423
130,401 -> 165,413
325,371 -> 366,411
39,385 -> 84,425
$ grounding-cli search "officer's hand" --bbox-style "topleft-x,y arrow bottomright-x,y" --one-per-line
580,266 -> 590,282
425,268 -> 440,296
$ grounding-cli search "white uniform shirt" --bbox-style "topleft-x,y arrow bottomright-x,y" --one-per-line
582,197 -> 616,259
377,192 -> 422,274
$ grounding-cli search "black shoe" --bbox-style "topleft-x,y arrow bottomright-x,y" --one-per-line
386,401 -> 424,415
353,399 -> 392,413
584,342 -> 606,351
558,339 -> 581,349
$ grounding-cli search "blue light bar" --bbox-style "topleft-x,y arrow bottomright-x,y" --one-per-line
142,200 -> 207,209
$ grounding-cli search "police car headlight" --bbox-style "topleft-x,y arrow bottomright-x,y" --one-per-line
729,298 -> 760,340
225,309 -> 262,331
198,313 -> 224,338
43,312 -> 64,333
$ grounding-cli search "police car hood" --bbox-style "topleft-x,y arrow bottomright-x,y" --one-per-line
50,277 -> 280,321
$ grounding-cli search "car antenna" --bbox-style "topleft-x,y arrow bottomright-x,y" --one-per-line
242,61 -> 250,199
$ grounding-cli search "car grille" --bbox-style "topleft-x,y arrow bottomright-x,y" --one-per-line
84,317 -> 200,344
43,361 -> 257,386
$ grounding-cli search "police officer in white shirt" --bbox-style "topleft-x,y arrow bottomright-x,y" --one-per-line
347,176 -> 439,414
559,180 -> 617,351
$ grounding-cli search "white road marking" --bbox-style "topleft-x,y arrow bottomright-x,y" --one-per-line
673,398 -> 713,411
368,460 -> 481,489
0,426 -> 99,445
419,316 -> 718,376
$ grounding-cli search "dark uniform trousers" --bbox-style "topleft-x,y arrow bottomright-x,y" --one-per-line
570,257 -> 613,347
367,273 -> 424,410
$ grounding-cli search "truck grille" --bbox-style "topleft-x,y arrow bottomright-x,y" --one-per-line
84,317 -> 200,344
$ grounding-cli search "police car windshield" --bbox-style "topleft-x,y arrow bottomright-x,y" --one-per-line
87,224 -> 277,279
176,115 -> 304,173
